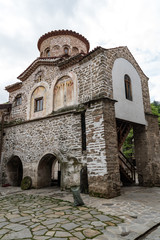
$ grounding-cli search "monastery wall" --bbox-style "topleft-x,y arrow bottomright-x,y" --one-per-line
2,35 -> 159,197
2,112 -> 82,188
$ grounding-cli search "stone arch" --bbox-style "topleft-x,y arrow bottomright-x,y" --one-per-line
63,44 -> 70,55
6,156 -> 23,186
37,150 -> 66,189
52,72 -> 78,111
107,47 -> 150,113
108,47 -> 148,81
45,47 -> 50,57
112,57 -> 146,125
52,45 -> 60,56
72,47 -> 79,55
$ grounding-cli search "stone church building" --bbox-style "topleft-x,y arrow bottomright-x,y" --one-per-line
0,30 -> 160,198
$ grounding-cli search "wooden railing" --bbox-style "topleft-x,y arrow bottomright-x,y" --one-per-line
117,121 -> 132,150
119,150 -> 136,183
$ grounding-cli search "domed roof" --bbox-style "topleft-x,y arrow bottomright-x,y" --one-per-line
37,30 -> 90,52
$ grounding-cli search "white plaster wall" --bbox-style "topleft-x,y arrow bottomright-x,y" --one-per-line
112,58 -> 146,125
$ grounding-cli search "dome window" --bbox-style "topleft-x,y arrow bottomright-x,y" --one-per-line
45,48 -> 50,57
64,47 -> 69,55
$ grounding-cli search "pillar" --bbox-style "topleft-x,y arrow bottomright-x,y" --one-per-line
133,113 -> 160,186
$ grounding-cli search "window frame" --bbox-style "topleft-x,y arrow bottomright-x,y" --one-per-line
15,94 -> 22,106
45,48 -> 50,57
34,97 -> 43,112
64,47 -> 69,55
124,74 -> 132,101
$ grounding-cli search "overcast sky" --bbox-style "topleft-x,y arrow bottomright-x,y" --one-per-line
0,0 -> 160,103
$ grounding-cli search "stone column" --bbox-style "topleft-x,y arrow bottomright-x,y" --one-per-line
86,98 -> 121,198
133,113 -> 160,186
103,98 -> 121,197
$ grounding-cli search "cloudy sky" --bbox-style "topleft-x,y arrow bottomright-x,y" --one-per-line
0,0 -> 160,103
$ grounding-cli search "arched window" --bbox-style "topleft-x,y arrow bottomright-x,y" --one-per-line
64,47 -> 69,55
15,94 -> 22,106
30,86 -> 46,118
45,48 -> 50,57
54,76 -> 74,111
124,74 -> 132,101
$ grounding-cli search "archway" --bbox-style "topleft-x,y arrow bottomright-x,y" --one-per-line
6,156 -> 23,186
116,119 -> 137,186
37,154 -> 61,188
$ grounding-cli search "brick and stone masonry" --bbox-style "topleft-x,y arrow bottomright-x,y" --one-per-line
0,30 -> 159,198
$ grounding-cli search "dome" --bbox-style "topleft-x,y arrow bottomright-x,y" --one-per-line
37,30 -> 90,58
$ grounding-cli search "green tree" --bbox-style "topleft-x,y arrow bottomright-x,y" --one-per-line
122,128 -> 134,161
122,101 -> 160,162
151,101 -> 160,127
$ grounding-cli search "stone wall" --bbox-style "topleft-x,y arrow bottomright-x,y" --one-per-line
3,41 -> 159,197
103,47 -> 151,113
2,98 -> 122,198
133,113 -> 160,186
85,99 -> 121,198
8,46 -> 151,123
9,50 -> 111,122
2,112 -> 83,189
39,35 -> 88,57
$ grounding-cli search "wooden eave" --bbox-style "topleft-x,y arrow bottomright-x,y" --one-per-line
17,45 -> 148,82
17,57 -> 61,81
58,53 -> 85,70
5,82 -> 22,93
58,47 -> 103,69
17,48 -> 103,80
0,103 -> 12,110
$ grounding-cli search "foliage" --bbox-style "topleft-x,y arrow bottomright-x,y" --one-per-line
122,128 -> 134,161
123,101 -> 160,161
151,101 -> 160,127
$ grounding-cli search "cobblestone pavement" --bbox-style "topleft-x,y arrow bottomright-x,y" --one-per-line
0,186 -> 160,240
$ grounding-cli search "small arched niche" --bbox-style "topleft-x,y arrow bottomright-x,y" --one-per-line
6,156 -> 23,186
30,86 -> 47,119
52,45 -> 60,56
53,76 -> 74,111
72,47 -> 79,55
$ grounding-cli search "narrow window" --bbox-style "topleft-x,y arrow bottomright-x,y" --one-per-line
124,74 -> 132,101
45,48 -> 50,57
81,112 -> 86,152
35,97 -> 43,112
64,47 -> 69,54
15,94 -> 22,106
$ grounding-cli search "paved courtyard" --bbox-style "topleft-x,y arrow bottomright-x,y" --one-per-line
0,186 -> 160,240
